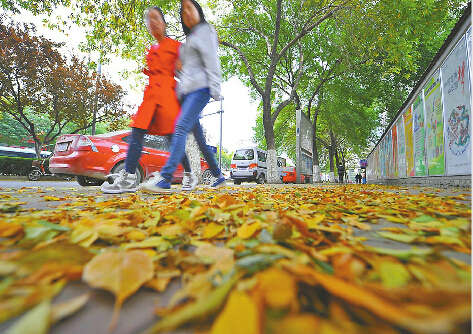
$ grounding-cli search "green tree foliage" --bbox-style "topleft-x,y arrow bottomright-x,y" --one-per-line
0,19 -> 126,157
2,0 -> 466,174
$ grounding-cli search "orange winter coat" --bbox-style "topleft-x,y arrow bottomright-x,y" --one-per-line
131,37 -> 181,135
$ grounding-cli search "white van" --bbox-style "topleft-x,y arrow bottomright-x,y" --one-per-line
230,147 -> 267,184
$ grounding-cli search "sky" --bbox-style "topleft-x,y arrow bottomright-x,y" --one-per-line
3,7 -> 260,154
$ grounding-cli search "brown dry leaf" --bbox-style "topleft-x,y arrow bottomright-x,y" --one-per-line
82,250 -> 154,330
0,221 -> 23,237
285,263 -> 468,333
210,290 -> 260,334
145,278 -> 172,292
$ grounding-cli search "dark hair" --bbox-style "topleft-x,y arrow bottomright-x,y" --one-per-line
150,6 -> 166,26
180,0 -> 206,35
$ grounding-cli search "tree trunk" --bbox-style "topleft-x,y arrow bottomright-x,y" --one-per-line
185,134 -> 202,181
327,129 -> 335,182
263,100 -> 280,184
328,146 -> 335,182
34,140 -> 42,159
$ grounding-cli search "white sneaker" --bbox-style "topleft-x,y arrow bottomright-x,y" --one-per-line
139,172 -> 171,194
101,169 -> 138,194
181,172 -> 198,191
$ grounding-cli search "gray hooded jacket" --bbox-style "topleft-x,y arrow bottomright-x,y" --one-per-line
176,22 -> 222,101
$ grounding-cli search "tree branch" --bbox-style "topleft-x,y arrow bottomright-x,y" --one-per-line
276,1 -> 350,62
220,40 -> 264,97
271,43 -> 304,124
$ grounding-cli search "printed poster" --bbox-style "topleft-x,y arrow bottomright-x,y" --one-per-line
403,106 -> 415,176
380,137 -> 386,179
386,130 -> 392,178
441,36 -> 471,175
424,70 -> 445,175
396,115 -> 407,178
374,147 -> 379,179
392,125 -> 398,178
467,27 -> 472,76
413,94 -> 427,176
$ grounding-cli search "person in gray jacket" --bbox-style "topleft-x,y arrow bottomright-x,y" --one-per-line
141,0 -> 225,193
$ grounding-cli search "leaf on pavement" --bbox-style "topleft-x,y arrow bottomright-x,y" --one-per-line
255,267 -> 296,309
237,221 -> 262,239
202,223 -> 225,239
5,300 -> 51,334
377,231 -> 418,243
51,293 -> 90,324
141,273 -> 240,334
82,250 -> 154,330
210,290 -> 260,334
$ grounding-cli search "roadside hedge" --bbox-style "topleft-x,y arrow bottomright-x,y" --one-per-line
0,156 -> 34,176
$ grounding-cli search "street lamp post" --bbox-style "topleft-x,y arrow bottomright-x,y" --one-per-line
219,99 -> 223,169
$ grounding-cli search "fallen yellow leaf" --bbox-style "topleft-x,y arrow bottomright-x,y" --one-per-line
237,221 -> 262,239
202,223 -> 225,239
211,290 -> 260,334
82,250 -> 154,330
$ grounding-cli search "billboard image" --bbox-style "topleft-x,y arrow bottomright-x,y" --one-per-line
384,130 -> 393,179
424,70 -> 445,175
413,93 -> 427,176
380,137 -> 385,178
441,36 -> 471,175
392,125 -> 398,178
403,106 -> 415,176
367,24 -> 471,182
396,115 -> 407,178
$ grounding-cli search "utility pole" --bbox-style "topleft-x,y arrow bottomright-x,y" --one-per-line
219,99 -> 223,169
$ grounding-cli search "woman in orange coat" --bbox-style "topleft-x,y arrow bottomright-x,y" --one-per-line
102,6 -> 194,194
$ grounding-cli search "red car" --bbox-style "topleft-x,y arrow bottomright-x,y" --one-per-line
49,130 -> 211,186
282,167 -> 306,183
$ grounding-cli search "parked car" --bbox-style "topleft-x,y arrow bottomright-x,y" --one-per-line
0,146 -> 53,178
0,145 -> 51,159
282,166 -> 307,183
230,147 -> 267,184
49,130 -> 210,187
230,148 -> 289,184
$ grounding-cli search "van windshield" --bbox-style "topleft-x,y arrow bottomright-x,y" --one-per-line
233,149 -> 254,160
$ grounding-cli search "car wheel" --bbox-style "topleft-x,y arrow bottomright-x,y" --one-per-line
110,162 -> 142,188
201,169 -> 213,185
27,168 -> 42,181
256,174 -> 266,184
76,176 -> 105,187
233,180 -> 241,185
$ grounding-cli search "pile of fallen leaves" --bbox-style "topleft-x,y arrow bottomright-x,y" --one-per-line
0,184 -> 470,334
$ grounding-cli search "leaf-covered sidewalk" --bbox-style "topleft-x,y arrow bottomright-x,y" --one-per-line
0,184 -> 470,334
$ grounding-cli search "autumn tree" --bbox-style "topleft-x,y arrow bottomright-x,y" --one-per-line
0,19 -> 126,158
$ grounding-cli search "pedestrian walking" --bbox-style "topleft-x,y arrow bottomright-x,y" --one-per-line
355,172 -> 362,184
362,170 -> 367,184
102,6 -> 196,194
141,0 -> 225,193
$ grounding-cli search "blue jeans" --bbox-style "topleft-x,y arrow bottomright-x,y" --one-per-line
160,88 -> 221,182
125,127 -> 191,174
